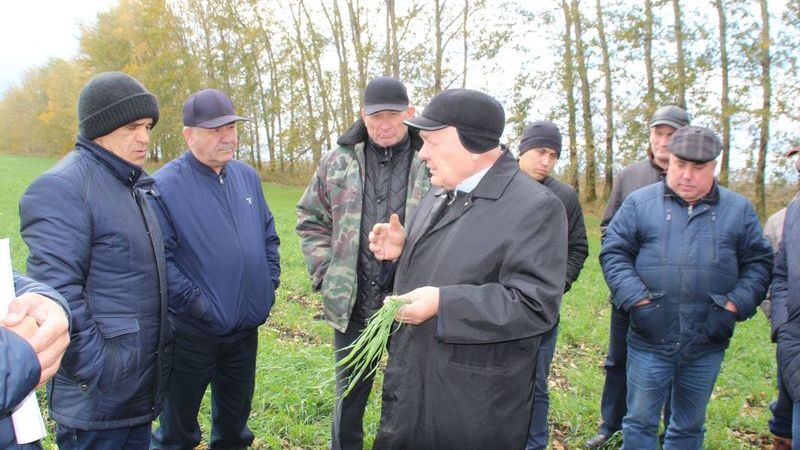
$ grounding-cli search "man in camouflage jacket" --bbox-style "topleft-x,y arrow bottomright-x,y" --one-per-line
295,76 -> 429,450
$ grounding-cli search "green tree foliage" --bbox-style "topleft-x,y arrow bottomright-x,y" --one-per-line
0,0 -> 798,204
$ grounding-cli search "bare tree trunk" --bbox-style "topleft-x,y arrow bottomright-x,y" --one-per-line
571,0 -> 597,202
322,0 -> 353,131
347,0 -> 371,96
714,0 -> 731,187
462,0 -> 469,88
644,0 -> 655,116
434,0 -> 445,92
386,0 -> 400,77
561,0 -> 579,194
756,0 -> 771,219
672,0 -> 687,108
596,0 -> 614,200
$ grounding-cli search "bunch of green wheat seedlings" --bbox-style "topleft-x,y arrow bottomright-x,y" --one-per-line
336,297 -> 406,398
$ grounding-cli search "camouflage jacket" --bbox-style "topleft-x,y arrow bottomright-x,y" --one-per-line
296,119 -> 430,332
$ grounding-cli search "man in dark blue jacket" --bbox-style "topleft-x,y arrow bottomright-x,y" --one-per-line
772,192 -> 800,450
149,89 -> 281,450
19,72 -> 172,449
600,126 -> 772,450
1,272 -> 70,448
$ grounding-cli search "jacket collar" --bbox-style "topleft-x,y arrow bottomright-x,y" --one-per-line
76,135 -> 144,187
663,179 -> 720,207
469,149 -> 518,200
430,149 -> 518,201
184,150 -> 227,180
337,118 -> 423,151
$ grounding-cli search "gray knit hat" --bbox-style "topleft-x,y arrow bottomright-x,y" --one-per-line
78,72 -> 159,140
519,121 -> 562,158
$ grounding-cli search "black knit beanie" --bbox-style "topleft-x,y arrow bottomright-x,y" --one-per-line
78,72 -> 160,140
518,121 -> 562,158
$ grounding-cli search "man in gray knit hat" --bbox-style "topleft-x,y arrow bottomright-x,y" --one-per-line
19,71 -> 172,449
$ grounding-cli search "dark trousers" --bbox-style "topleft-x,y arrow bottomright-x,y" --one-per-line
599,306 -> 670,436
57,423 -> 151,450
332,321 -> 382,450
150,326 -> 258,450
771,350 -> 795,438
526,323 -> 558,450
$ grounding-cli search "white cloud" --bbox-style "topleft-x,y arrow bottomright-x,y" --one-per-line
0,0 -> 117,93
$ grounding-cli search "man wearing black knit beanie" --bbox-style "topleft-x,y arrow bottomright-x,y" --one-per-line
19,71 -> 172,449
518,120 -> 588,450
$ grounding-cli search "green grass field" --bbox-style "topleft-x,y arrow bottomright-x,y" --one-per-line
1,154 -> 775,449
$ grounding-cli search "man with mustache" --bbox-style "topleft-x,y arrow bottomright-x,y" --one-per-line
149,89 -> 281,450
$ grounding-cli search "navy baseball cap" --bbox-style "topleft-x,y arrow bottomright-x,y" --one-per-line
183,89 -> 249,128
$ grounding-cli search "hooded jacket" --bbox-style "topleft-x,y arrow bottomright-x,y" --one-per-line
296,119 -> 430,332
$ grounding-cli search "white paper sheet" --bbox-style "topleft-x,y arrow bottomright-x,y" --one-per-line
0,238 -> 47,443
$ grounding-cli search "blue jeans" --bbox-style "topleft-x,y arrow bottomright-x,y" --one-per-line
526,323 -> 558,450
150,325 -> 257,450
793,402 -> 800,450
622,347 -> 724,450
57,423 -> 151,450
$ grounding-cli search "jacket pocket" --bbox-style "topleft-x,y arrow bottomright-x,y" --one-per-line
703,302 -> 737,344
629,292 -> 668,343
93,315 -> 140,395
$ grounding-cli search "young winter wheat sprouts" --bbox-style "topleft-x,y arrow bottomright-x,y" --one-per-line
336,297 -> 405,398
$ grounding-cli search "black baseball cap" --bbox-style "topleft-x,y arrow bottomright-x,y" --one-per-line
183,89 -> 249,128
363,77 -> 409,115
404,89 -> 505,153
668,126 -> 721,163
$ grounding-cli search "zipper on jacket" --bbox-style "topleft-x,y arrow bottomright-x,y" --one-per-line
664,207 -> 672,261
219,175 -> 224,185
687,204 -> 693,216
711,210 -> 717,261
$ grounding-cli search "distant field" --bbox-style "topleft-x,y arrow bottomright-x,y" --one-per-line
2,154 -> 775,449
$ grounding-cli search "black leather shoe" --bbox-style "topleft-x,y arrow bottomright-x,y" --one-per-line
584,433 -> 610,448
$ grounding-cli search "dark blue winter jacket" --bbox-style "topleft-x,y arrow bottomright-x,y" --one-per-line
772,198 -> 800,402
19,137 -> 173,430
149,151 -> 280,337
0,272 -> 68,448
600,181 -> 772,360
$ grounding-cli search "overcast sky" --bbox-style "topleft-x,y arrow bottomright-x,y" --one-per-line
0,0 -> 117,94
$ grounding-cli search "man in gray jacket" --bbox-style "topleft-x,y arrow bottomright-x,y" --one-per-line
586,105 -> 690,448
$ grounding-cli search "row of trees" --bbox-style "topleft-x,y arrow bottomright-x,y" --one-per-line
0,0 -> 798,216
